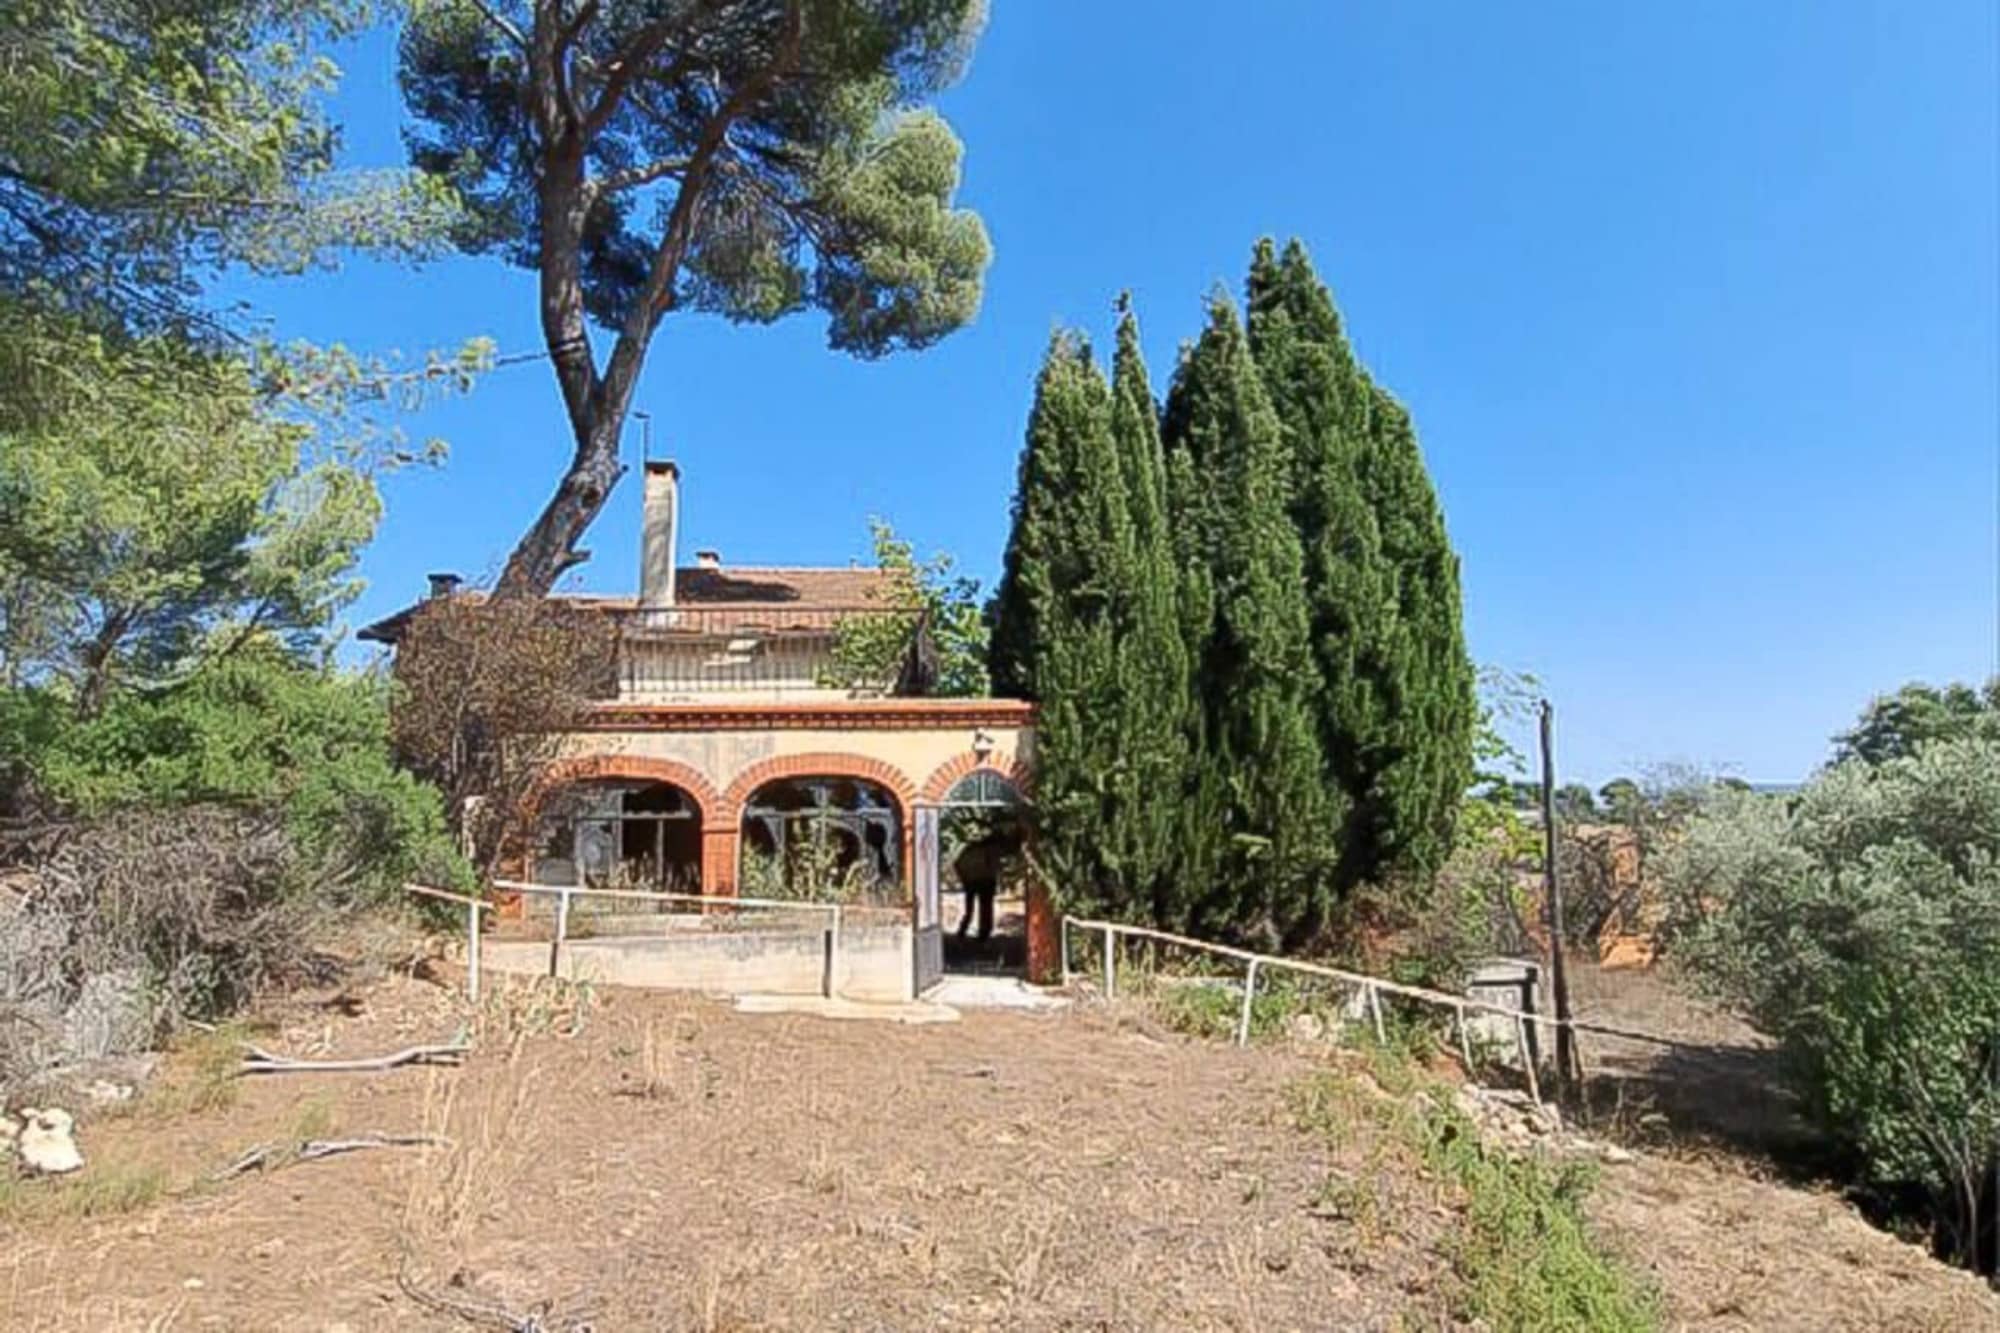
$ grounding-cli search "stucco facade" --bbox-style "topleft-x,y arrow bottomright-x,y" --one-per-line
531,698 -> 1035,896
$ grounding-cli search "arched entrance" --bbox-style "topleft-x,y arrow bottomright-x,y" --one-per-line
914,766 -> 1030,989
736,775 -> 905,903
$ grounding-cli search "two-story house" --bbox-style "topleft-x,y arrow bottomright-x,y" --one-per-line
362,460 -> 1045,989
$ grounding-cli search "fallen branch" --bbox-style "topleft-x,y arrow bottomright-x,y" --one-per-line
239,1039 -> 470,1075
213,1132 -> 449,1180
397,1253 -> 591,1332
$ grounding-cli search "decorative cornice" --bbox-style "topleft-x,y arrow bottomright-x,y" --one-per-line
577,697 -> 1036,733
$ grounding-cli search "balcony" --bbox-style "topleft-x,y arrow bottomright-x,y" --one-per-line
601,604 -> 923,700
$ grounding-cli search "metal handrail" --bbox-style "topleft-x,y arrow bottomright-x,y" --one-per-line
406,881 -> 848,1002
1059,915 -> 1713,1107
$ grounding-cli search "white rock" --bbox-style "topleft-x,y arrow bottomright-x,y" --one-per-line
1600,1144 -> 1636,1165
1286,1012 -> 1326,1043
80,1079 -> 134,1106
18,1106 -> 83,1174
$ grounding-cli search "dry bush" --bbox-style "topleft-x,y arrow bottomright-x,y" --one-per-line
0,807 -> 326,1086
389,592 -> 615,877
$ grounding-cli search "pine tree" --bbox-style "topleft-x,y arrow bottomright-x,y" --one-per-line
1247,238 -> 1474,893
1161,295 -> 1337,947
1107,298 -> 1192,923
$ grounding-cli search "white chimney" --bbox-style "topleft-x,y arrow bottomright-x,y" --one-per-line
639,459 -> 679,607
695,549 -> 721,570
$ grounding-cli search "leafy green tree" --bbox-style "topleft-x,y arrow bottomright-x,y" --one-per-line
0,301 -> 381,712
1596,777 -> 1644,822
1833,679 -> 2000,767
1554,783 -> 1599,822
1665,740 -> 2000,1272
823,518 -> 988,698
1163,295 -> 1334,947
399,0 -> 992,594
1,0 -> 457,325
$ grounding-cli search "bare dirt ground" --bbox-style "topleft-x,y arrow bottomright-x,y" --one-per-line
1565,960 -> 2000,1332
2,959 -> 1995,1332
2,970 -> 1450,1331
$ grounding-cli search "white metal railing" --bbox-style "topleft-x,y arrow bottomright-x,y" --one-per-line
405,881 -> 848,1001
1060,916 -> 1711,1108
1063,916 -> 1563,1100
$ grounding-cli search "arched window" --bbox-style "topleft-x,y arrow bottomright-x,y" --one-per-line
535,780 -> 702,891
739,776 -> 903,902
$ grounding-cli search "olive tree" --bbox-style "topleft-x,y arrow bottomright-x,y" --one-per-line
1663,739 -> 2000,1273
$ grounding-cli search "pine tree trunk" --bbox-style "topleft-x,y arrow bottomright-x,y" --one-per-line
496,419 -> 625,596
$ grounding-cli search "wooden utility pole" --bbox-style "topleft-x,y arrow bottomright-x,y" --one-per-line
1538,700 -> 1579,1096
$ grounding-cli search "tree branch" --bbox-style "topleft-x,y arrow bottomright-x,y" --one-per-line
591,156 -> 691,196
599,2 -> 803,412
468,0 -> 529,51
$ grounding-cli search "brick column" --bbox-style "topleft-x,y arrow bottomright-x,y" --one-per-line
701,819 -> 740,897
1023,879 -> 1060,984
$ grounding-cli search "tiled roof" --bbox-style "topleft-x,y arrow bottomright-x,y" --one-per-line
357,565 -> 896,643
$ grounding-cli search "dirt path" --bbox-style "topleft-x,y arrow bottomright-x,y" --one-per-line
3,970 -> 1995,1331
1,977 -> 1444,1331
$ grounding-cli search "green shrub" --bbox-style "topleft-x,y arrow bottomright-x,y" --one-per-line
1663,737 -> 2000,1269
3,651 -> 468,901
1414,1103 -> 1656,1331
1292,1063 -> 1657,1333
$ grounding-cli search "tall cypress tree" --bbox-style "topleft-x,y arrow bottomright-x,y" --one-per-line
1161,295 -> 1337,947
1107,298 -> 1192,923
988,332 -> 1132,913
1247,238 -> 1474,892
1246,238 -> 1394,891
1356,379 -> 1477,883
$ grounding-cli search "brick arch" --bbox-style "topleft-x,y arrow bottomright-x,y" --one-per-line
721,752 -> 919,820
723,752 -> 919,895
918,751 -> 1035,804
527,753 -> 723,822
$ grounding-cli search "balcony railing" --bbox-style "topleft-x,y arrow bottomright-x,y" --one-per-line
600,604 -> 921,698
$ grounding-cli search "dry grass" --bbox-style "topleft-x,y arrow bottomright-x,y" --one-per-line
1,962 -> 1995,1332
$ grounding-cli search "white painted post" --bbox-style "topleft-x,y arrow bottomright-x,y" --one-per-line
1059,917 -> 1073,987
1517,1014 -> 1542,1106
1455,1003 -> 1474,1070
465,899 -> 482,1003
1235,959 -> 1262,1047
549,886 -> 572,979
1102,925 -> 1116,1000
1367,982 -> 1386,1044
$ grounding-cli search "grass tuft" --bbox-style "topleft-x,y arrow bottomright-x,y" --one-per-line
0,1159 -> 173,1223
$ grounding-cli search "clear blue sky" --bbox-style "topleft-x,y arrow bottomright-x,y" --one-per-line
228,1 -> 1999,787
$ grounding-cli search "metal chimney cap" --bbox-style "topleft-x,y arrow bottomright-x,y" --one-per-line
694,549 -> 721,569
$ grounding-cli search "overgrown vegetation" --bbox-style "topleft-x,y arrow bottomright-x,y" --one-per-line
1292,1062 -> 1658,1332
0,2 -> 477,1088
821,518 -> 989,697
387,590 -> 615,877
1662,687 -> 2000,1276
